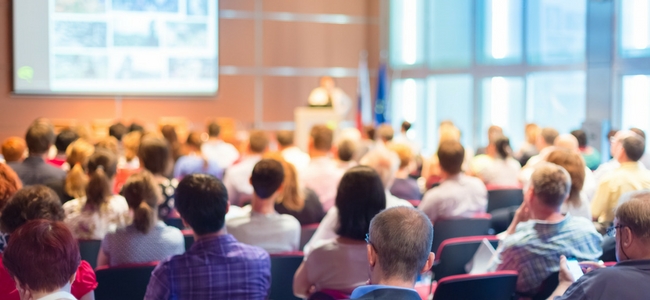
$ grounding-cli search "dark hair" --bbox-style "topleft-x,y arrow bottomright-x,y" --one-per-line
571,130 -> 587,148
207,121 -> 221,137
0,164 -> 22,211
175,174 -> 228,235
109,123 -> 128,141
622,135 -> 645,162
251,159 -> 285,199
139,136 -> 171,175
335,166 -> 386,240
54,129 -> 79,153
3,220 -> 80,293
437,140 -> 465,175
25,122 -> 55,154
129,123 -> 144,133
401,121 -> 412,132
631,128 -> 647,140
276,130 -> 294,147
186,131 -> 204,149
249,130 -> 269,153
310,125 -> 333,151
123,171 -> 162,234
85,149 -> 117,211
337,139 -> 356,162
0,185 -> 64,234
541,127 -> 559,146
364,125 -> 376,141
494,136 -> 512,159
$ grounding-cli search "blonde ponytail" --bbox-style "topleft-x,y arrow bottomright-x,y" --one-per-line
65,163 -> 88,199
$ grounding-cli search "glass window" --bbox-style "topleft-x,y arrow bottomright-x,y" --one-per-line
526,72 -> 586,134
620,0 -> 650,58
527,0 -> 587,65
390,78 -> 426,146
621,75 -> 650,145
389,0 -> 426,66
481,77 -> 525,148
429,0 -> 473,69
478,0 -> 523,65
427,75 -> 474,153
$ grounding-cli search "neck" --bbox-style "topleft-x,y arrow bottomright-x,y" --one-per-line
28,152 -> 47,159
208,136 -> 221,141
251,194 -> 277,214
29,283 -> 72,299
370,272 -> 415,290
310,150 -> 329,158
279,145 -> 293,151
532,207 -> 564,222
195,227 -> 228,242
395,168 -> 410,179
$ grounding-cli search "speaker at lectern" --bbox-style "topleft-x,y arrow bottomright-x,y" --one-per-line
294,107 -> 341,152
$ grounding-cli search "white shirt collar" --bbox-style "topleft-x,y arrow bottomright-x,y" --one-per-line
37,291 -> 77,300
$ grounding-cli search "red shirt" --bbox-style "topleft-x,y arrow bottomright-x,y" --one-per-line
47,157 -> 66,168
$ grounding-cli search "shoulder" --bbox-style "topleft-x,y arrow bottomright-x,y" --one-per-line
278,214 -> 301,228
226,214 -> 251,228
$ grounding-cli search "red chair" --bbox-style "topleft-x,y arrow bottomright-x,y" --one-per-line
407,199 -> 421,207
270,252 -> 304,300
181,229 -> 194,251
487,188 -> 523,213
432,235 -> 499,281
300,223 -> 320,250
431,214 -> 492,255
95,261 -> 159,300
432,271 -> 518,300
78,239 -> 102,269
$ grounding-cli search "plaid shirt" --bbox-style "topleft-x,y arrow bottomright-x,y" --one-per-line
496,215 -> 602,295
145,234 -> 271,300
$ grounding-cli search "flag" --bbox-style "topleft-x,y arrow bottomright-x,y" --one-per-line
356,51 -> 372,131
374,63 -> 388,124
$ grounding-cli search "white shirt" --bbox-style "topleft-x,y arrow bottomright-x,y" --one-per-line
478,157 -> 522,186
308,87 -> 352,116
226,210 -> 301,254
561,194 -> 592,220
38,291 -> 77,300
301,157 -> 345,212
418,174 -> 488,224
63,195 -> 130,240
223,155 -> 262,206
201,139 -> 240,169
281,146 -> 310,174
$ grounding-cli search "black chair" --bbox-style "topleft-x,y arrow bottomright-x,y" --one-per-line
78,239 -> 102,269
300,223 -> 319,251
600,236 -> 617,262
182,229 -> 194,251
95,262 -> 158,300
432,215 -> 492,255
487,188 -> 523,213
432,271 -> 518,300
530,271 -> 559,300
164,218 -> 185,230
432,235 -> 499,281
270,252 -> 304,300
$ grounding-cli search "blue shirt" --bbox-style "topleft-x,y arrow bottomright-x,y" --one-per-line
350,285 -> 417,299
173,155 -> 223,180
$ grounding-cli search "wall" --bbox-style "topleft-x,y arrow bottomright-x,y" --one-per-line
0,0 -> 380,141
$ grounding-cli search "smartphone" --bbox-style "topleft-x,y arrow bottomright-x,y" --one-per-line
566,258 -> 584,280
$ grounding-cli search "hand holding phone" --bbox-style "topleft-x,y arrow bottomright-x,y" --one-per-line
566,258 -> 584,280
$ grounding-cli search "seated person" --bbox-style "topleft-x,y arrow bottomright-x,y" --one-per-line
277,130 -> 310,173
3,220 -> 82,300
0,185 -> 97,300
1,137 -> 26,164
419,140 -> 487,223
546,149 -> 591,220
223,130 -> 269,206
227,159 -> 301,253
496,163 -> 602,296
351,207 -> 434,300
173,131 -> 224,180
571,129 -> 601,171
45,139 -> 95,204
201,121 -> 240,169
48,129 -> 78,168
388,143 -> 422,201
9,121 -> 66,185
293,166 -> 386,298
0,163 -> 22,252
139,135 -> 178,219
475,136 -> 521,186
145,174 -> 270,299
98,171 -> 185,267
301,125 -> 345,212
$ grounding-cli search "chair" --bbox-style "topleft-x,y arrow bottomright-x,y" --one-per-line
307,290 -> 350,300
407,199 -> 421,207
78,239 -> 102,269
270,252 -> 304,300
182,229 -> 194,251
95,261 -> 159,300
164,218 -> 185,230
300,223 -> 320,250
528,271 -> 559,300
432,235 -> 499,281
432,271 -> 518,300
431,215 -> 492,255
487,188 -> 524,213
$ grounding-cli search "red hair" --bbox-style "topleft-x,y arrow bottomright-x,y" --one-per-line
3,220 -> 81,293
0,164 -> 21,210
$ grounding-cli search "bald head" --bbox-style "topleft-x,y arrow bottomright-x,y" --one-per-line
369,207 -> 434,282
554,134 -> 579,153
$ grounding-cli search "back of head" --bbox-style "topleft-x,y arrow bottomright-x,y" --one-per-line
437,140 -> 464,175
139,136 -> 171,175
487,125 -> 503,144
123,171 -> 162,234
494,136 -> 512,159
249,130 -> 269,154
55,129 -> 79,153
622,135 -> 645,162
571,130 -> 588,148
0,164 -> 22,211
530,163 -> 571,208
546,149 -> 585,206
540,127 -> 559,146
630,128 -> 647,140
401,121 -> 412,133
360,149 -> 400,188
438,125 -> 461,143
337,139 -> 357,162
85,149 -> 118,210
376,124 -> 395,142
525,123 -> 540,144
95,136 -> 119,156
186,131 -> 204,149
175,174 -> 228,235
160,125 -> 179,144
554,134 -> 579,152
251,159 -> 285,199
616,192 -> 650,243
129,123 -> 144,133
109,122 -> 128,141
1,137 -> 27,162
310,125 -> 334,152
276,130 -> 295,148
363,125 -> 376,141
263,152 -> 304,211
0,185 -> 63,234
122,131 -> 143,161
335,166 -> 386,240
207,121 -> 221,138
369,207 -> 433,282
25,122 -> 55,155
3,220 -> 80,294
65,140 -> 95,199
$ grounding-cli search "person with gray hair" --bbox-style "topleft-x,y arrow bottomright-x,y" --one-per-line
350,207 -> 434,300
496,163 -> 602,296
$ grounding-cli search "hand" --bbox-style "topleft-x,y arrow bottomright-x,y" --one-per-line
514,201 -> 531,224
579,261 -> 604,274
558,255 -> 576,284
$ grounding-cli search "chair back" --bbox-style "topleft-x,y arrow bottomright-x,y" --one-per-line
78,239 -> 102,269
164,218 -> 185,230
270,252 -> 304,300
181,229 -> 194,251
487,188 -> 523,213
300,223 -> 320,250
307,289 -> 350,300
432,215 -> 492,255
432,235 -> 499,281
95,262 -> 159,300
530,271 -> 559,300
432,271 -> 518,300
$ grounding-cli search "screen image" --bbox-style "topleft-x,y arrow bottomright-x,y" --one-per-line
13,0 -> 219,96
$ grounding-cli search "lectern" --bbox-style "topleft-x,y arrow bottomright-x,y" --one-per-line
294,107 -> 341,151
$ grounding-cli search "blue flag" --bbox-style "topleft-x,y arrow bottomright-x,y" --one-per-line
374,63 -> 387,124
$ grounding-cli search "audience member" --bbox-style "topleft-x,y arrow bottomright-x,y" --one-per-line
336,138 -> 358,171
223,130 -> 269,206
160,124 -> 184,163
9,122 -> 66,185
98,171 -> 184,267
145,174 -> 270,299
354,124 -> 377,162
139,135 -> 178,219
593,130 -> 631,183
546,149 -> 591,220
1,137 -> 26,164
549,192 -> 650,299
554,134 -> 580,153
293,166 -> 386,298
476,125 -> 503,155
48,129 -> 78,168
375,123 -> 394,147
388,143 -> 421,200
63,149 -> 129,239
277,130 -> 310,173
392,121 -> 420,154
496,163 -> 602,296
108,122 -> 128,142
129,122 -> 145,133
0,164 -> 21,252
0,185 -> 97,300
202,121 -> 240,169
350,207 -> 435,300
571,129 -> 601,170
227,159 -> 301,253
524,127 -> 559,168
173,131 -> 223,180
45,139 -> 95,204
476,136 -> 521,186
630,127 -> 650,169
419,140 -> 487,223
592,134 -> 650,225
302,125 -> 344,211
421,122 -> 465,189
95,136 -> 119,157
118,130 -> 142,170
515,123 -> 540,166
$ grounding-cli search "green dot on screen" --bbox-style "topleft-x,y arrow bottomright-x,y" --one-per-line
17,66 -> 34,82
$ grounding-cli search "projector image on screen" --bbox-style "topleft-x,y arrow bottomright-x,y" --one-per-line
13,0 -> 219,96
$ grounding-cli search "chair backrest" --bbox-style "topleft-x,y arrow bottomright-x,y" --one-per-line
78,239 -> 102,269
432,235 -> 499,281
270,252 -> 304,300
432,271 -> 518,300
432,215 -> 492,255
530,271 -> 559,300
300,223 -> 320,250
181,229 -> 194,251
487,189 -> 523,213
164,218 -> 185,230
95,262 -> 159,300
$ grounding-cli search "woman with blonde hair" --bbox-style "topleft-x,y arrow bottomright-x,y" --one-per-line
45,139 -> 95,203
546,149 -> 591,219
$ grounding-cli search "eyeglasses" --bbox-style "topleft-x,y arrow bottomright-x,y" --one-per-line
607,224 -> 627,237
365,233 -> 378,254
